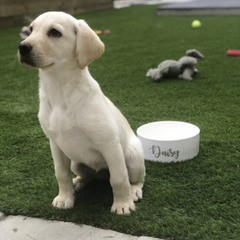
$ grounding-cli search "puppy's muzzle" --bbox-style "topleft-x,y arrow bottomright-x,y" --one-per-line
19,42 -> 32,55
19,42 -> 35,67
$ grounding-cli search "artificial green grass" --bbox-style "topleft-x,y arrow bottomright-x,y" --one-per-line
1,5 -> 240,240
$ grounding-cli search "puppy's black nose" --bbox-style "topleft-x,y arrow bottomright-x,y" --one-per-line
19,42 -> 32,55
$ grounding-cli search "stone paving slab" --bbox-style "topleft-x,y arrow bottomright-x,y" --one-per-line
113,0 -> 191,9
158,0 -> 240,15
0,213 -> 163,240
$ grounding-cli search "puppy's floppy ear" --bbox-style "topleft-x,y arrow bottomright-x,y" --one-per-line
76,20 -> 105,69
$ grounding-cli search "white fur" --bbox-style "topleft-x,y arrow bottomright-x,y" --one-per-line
19,12 -> 145,214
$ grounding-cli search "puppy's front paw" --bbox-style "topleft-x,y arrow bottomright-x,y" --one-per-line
52,195 -> 75,209
73,176 -> 87,192
111,200 -> 135,215
131,183 -> 143,202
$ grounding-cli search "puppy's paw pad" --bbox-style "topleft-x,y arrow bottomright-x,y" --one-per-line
111,201 -> 135,215
131,183 -> 143,202
52,195 -> 74,209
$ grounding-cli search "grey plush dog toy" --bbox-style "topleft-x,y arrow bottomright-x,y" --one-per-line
146,49 -> 204,81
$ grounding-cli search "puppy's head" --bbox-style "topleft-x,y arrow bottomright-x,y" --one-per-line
18,12 -> 104,70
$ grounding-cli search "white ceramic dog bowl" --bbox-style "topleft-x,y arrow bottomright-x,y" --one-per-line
137,121 -> 200,162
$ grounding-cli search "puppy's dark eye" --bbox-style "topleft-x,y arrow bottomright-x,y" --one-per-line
29,26 -> 33,33
48,28 -> 62,38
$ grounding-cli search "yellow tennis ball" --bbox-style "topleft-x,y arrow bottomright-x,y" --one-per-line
192,20 -> 201,28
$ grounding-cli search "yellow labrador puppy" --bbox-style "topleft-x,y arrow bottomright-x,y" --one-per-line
18,12 -> 145,214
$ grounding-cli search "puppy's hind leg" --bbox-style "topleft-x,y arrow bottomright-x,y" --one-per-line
71,162 -> 96,191
125,138 -> 146,202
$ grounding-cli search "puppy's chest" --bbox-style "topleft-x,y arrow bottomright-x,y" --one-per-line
39,87 -> 82,138
39,102 -> 105,169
